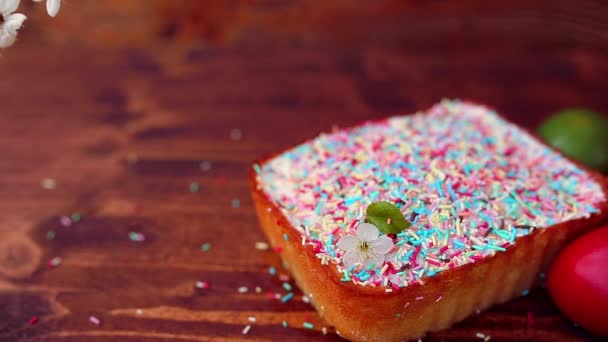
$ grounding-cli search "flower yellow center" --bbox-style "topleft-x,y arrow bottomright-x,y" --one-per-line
358,241 -> 371,253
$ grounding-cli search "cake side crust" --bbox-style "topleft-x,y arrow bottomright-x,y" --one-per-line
250,167 -> 608,341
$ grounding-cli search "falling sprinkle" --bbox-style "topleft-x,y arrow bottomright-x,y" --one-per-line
200,161 -> 212,171
231,198 -> 241,208
242,324 -> 251,335
89,316 -> 101,325
47,230 -> 56,240
230,128 -> 243,140
129,231 -> 145,242
200,243 -> 212,252
41,178 -> 56,190
255,242 -> 269,251
189,182 -> 200,193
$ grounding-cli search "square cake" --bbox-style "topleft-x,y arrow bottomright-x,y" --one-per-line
250,100 -> 608,341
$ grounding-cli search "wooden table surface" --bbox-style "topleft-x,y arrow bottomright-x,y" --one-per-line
0,43 -> 606,341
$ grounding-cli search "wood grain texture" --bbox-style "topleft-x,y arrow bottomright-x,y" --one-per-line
0,43 -> 606,342
20,0 -> 608,48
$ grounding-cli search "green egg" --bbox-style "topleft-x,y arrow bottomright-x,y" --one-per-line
538,109 -> 608,172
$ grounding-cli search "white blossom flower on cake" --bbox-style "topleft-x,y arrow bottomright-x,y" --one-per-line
337,223 -> 394,269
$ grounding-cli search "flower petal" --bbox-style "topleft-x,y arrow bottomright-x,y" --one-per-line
362,254 -> 384,269
0,29 -> 16,48
356,222 -> 379,242
3,12 -> 25,32
371,235 -> 394,255
336,235 -> 358,252
46,0 -> 60,17
0,0 -> 20,15
342,250 -> 361,268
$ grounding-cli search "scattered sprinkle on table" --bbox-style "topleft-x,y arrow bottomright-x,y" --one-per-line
237,286 -> 249,294
200,161 -> 212,171
282,282 -> 292,291
242,324 -> 251,335
268,266 -> 276,275
282,320 -> 288,327
255,242 -> 269,250
255,286 -> 262,293
41,178 -> 56,190
521,289 -> 530,296
28,316 -> 39,325
189,182 -> 200,193
283,233 -> 289,241
303,322 -> 314,329
89,316 -> 101,325
230,128 -> 242,140
476,332 -> 489,340
129,231 -> 145,242
47,230 -> 56,240
60,216 -> 72,227
527,311 -> 534,326
48,257 -> 62,269
200,243 -> 212,252
231,198 -> 240,208
302,295 -> 311,304
248,316 -> 256,323
136,309 -> 143,315
281,292 -> 294,303
71,212 -> 81,222
195,281 -> 209,289
278,274 -> 290,282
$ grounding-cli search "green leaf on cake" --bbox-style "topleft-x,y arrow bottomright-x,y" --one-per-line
365,201 -> 411,234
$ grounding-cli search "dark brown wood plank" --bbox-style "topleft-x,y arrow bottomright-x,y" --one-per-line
0,43 -> 606,342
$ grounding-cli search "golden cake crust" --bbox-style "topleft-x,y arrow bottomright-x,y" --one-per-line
249,105 -> 608,341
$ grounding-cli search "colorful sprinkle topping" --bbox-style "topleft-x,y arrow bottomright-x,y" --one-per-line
257,100 -> 605,288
